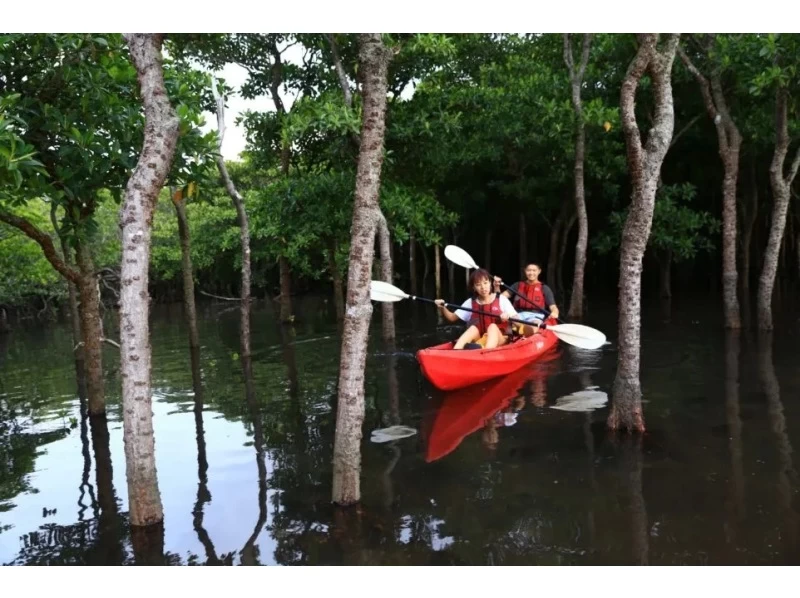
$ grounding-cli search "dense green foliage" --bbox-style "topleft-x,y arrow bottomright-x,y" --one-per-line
2,33 -> 799,312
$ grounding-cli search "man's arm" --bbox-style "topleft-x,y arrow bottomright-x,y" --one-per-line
543,285 -> 559,319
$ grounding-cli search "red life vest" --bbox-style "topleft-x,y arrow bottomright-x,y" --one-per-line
513,281 -> 546,312
470,294 -> 508,335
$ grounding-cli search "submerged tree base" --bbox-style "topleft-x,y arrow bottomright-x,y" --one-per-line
607,375 -> 646,433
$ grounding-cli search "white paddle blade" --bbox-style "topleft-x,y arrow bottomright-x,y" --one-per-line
444,245 -> 479,270
548,323 -> 607,350
369,280 -> 409,302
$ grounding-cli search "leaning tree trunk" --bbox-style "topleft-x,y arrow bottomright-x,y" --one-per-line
565,33 -> 593,320
172,189 -> 200,349
332,33 -> 393,506
119,33 -> 180,527
75,240 -> 106,416
758,86 -> 800,330
679,38 -> 742,329
376,213 -> 396,341
609,34 -> 680,434
211,77 -> 252,357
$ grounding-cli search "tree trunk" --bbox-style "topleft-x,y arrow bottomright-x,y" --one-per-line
740,161 -> 758,297
332,33 -> 392,506
327,236 -> 345,328
420,241 -> 430,293
172,192 -> 200,349
119,33 -> 180,527
434,243 -> 442,299
409,232 -> 417,296
758,86 -> 800,330
558,213 -> 576,298
484,228 -> 493,273
659,249 -> 673,299
518,214 -> 527,273
279,255 -> 292,322
211,77 -> 252,358
50,207 -> 83,357
679,39 -> 742,329
241,355 -> 268,564
565,34 -> 593,321
75,241 -> 105,416
89,412 -> 125,563
376,213 -> 396,341
724,330 -> 745,530
609,34 -> 680,434
447,233 -> 456,298
548,206 -> 566,294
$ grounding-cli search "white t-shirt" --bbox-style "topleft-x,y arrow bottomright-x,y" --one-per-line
453,294 -> 517,323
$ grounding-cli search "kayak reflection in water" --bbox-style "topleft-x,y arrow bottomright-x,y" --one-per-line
435,268 -> 519,350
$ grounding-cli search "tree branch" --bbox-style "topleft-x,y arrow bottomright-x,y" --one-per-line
786,142 -> 800,187
199,290 -> 240,302
669,112 -> 703,148
620,35 -> 656,174
325,33 -> 353,109
0,207 -> 80,284
577,34 -> 592,82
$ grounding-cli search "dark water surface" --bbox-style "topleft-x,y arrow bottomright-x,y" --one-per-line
1,296 -> 799,565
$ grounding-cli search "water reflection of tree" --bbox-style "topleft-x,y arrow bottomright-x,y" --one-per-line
757,332 -> 799,562
723,330 -> 745,545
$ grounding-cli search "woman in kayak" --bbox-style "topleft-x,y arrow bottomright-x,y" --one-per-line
435,268 -> 518,350
493,262 -> 559,333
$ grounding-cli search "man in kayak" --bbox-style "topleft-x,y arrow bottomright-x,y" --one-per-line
435,268 -> 517,350
493,262 -> 559,335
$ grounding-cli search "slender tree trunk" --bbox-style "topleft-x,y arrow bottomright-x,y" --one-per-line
172,191 -> 200,349
327,236 -> 345,328
332,33 -> 392,506
484,228 -> 493,273
558,213 -> 576,298
279,255 -> 293,322
420,241 -> 430,293
565,34 -> 593,320
434,243 -> 442,300
409,232 -> 417,296
119,33 -> 180,527
518,214 -> 527,273
548,206 -> 566,295
740,162 -> 758,297
679,39 -> 742,328
448,232 -> 456,298
50,207 -> 83,357
211,78 -> 252,357
75,241 -> 105,416
609,34 -> 680,434
376,213 -> 396,341
758,86 -> 800,330
659,249 -> 673,299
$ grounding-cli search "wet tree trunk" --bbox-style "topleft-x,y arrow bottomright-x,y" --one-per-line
211,78 -> 252,357
332,33 -> 392,506
119,33 -> 180,527
758,86 -> 800,330
609,34 -> 680,434
75,241 -> 106,416
327,236 -> 345,328
679,40 -> 742,328
564,34 -> 592,320
172,190 -> 200,349
376,213 -> 396,341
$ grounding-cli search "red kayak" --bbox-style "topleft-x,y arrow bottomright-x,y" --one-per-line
416,324 -> 559,391
424,352 -> 561,462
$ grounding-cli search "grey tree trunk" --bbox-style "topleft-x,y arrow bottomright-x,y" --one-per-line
434,243 -> 442,301
327,236 -> 345,328
678,38 -> 741,329
758,86 -> 800,330
377,213 -> 396,341
609,34 -> 680,434
564,34 -> 592,320
332,33 -> 392,506
211,78 -> 252,357
75,241 -> 105,416
172,191 -> 200,349
119,33 -> 180,527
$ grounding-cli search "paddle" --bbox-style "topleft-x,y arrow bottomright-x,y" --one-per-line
444,244 -> 559,319
370,280 -> 606,350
